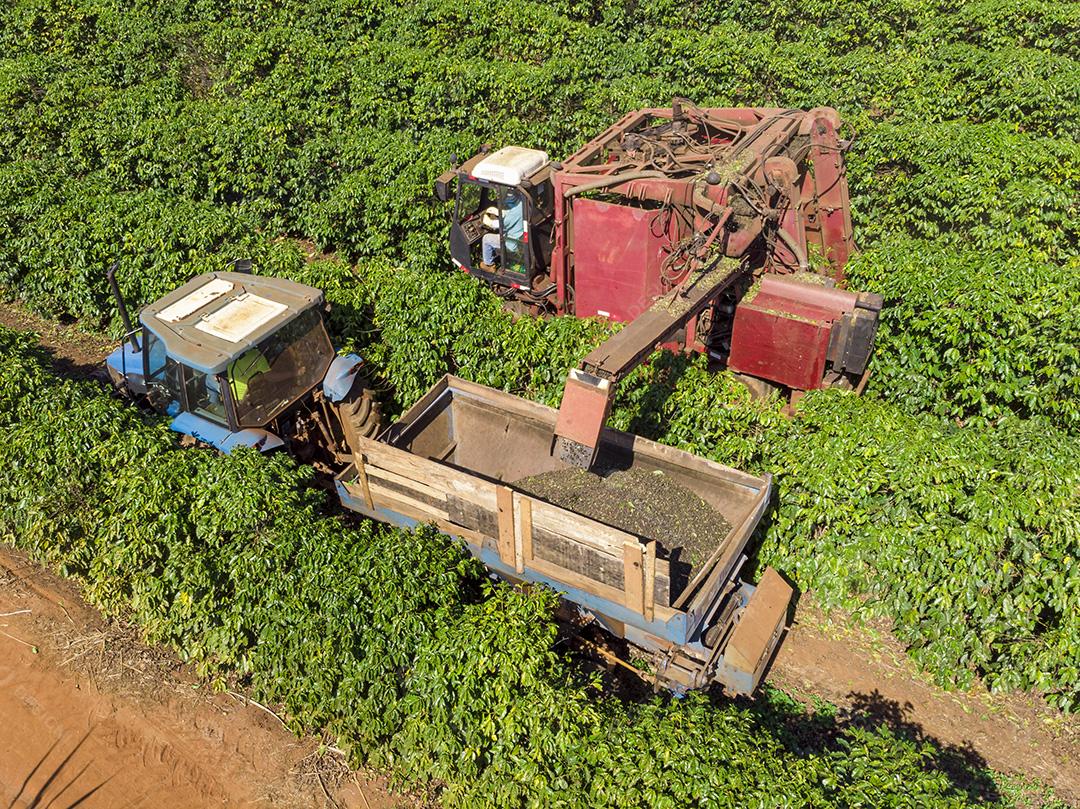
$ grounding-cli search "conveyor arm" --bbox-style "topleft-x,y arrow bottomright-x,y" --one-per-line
552,259 -> 748,468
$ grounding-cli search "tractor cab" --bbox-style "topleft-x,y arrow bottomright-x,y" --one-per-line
106,271 -> 374,455
435,146 -> 555,291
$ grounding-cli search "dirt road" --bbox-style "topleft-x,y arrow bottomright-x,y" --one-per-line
0,548 -> 404,809
772,601 -> 1079,804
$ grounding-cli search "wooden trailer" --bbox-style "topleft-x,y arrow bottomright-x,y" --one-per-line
335,375 -> 792,693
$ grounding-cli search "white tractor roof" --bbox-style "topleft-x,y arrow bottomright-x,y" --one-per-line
472,146 -> 549,185
141,271 -> 323,374
194,293 -> 290,343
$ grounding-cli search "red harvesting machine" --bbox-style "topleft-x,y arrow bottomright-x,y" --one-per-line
436,100 -> 882,467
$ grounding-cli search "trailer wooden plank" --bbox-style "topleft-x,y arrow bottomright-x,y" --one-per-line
528,556 -> 678,624
528,498 -> 634,555
496,485 -> 516,568
358,437 -> 498,509
435,518 -> 486,545
362,488 -> 445,527
367,480 -> 450,522
529,556 -> 630,610
446,495 -> 498,537
355,479 -> 488,547
623,541 -> 645,615
442,377 -> 555,425
364,464 -> 447,505
366,470 -> 446,511
533,526 -> 623,586
528,526 -> 672,605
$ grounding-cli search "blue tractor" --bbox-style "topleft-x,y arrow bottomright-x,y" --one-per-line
105,262 -> 382,464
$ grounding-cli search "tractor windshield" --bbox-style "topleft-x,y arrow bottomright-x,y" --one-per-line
228,307 -> 333,428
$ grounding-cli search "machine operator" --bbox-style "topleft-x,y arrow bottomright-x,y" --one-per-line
479,189 -> 524,273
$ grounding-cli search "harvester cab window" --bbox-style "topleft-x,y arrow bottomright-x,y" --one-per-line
229,308 -> 333,428
455,181 -> 489,222
498,187 -> 527,276
450,180 -> 495,271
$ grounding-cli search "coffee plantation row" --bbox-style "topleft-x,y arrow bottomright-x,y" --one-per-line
0,325 -> 1054,807
0,0 -> 1076,709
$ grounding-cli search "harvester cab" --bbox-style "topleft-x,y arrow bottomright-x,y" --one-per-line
104,265 -> 381,463
435,146 -> 556,293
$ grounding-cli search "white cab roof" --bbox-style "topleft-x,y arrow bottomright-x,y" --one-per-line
141,271 -> 324,374
472,146 -> 549,185
194,293 -> 290,343
158,277 -> 235,322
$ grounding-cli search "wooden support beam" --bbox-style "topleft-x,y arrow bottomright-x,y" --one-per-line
517,496 -> 533,574
355,455 -> 374,510
496,485 -> 516,567
643,540 -> 656,622
623,541 -> 644,615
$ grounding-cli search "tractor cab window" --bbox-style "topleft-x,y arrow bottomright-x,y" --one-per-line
145,331 -> 167,379
184,367 -> 228,424
228,308 -> 334,428
143,331 -> 184,412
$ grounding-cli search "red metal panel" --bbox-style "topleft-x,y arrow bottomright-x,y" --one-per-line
572,198 -> 669,322
757,274 -> 857,314
806,110 -> 853,277
748,291 -> 837,324
728,305 -> 832,390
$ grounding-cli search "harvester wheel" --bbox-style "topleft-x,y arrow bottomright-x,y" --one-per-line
733,373 -> 779,401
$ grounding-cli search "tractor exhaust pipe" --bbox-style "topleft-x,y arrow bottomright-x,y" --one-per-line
106,260 -> 140,352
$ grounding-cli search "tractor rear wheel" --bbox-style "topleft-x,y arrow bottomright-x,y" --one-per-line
337,388 -> 383,455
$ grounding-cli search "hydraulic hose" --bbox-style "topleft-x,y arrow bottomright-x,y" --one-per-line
775,227 -> 810,272
562,171 -> 669,198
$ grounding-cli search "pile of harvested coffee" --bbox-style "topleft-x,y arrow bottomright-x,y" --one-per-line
514,466 -> 731,569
